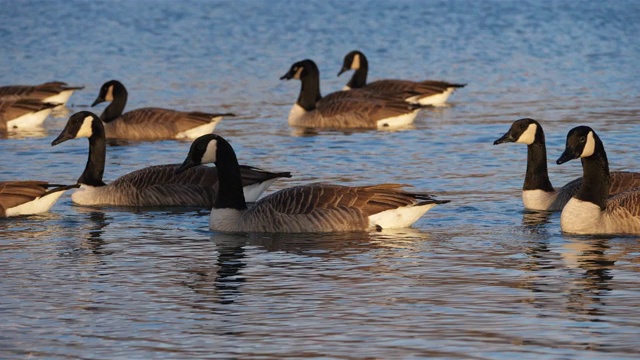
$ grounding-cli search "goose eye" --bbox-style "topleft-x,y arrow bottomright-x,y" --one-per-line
197,144 -> 205,150
579,136 -> 586,142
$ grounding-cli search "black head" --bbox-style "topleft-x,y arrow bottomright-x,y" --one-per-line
91,80 -> 126,107
280,59 -> 319,81
494,118 -> 542,145
557,126 -> 600,165
51,111 -> 101,146
176,134 -> 226,174
338,50 -> 366,76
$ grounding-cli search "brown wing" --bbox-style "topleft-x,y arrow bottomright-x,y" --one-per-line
254,183 -> 439,215
314,91 -> 419,128
610,171 -> 640,196
0,181 -> 49,216
0,82 -> 83,101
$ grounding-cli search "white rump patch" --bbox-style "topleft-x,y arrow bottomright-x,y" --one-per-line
516,123 -> 537,145
581,131 -> 596,158
243,178 -> 279,202
5,190 -> 66,217
6,109 -> 52,129
368,203 -> 437,229
176,117 -> 222,139
411,88 -> 454,106
43,90 -> 75,107
376,110 -> 420,129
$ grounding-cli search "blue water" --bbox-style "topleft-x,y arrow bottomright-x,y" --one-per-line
1,0 -> 640,358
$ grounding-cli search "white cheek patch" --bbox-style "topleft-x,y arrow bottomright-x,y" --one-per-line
352,53 -> 361,70
581,131 -> 596,158
202,140 -> 218,164
105,85 -> 114,101
516,123 -> 537,145
76,116 -> 94,138
293,67 -> 304,80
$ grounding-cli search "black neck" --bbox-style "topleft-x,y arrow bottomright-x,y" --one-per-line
100,88 -> 127,123
78,121 -> 106,186
575,140 -> 610,210
214,141 -> 248,210
524,140 -> 554,192
346,58 -> 368,88
297,72 -> 322,111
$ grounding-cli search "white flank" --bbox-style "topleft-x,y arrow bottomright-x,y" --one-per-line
5,190 -> 66,217
411,88 -> 455,106
243,178 -> 278,202
6,109 -> 52,129
522,189 -> 558,211
368,203 -> 437,229
209,208 -> 244,232
581,131 -> 596,158
43,90 -> 75,107
176,117 -> 222,140
516,123 -> 538,145
560,198 -> 603,234
376,109 -> 419,129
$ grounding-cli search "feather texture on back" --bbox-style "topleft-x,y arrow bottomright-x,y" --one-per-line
52,111 -> 290,207
176,134 -> 449,233
91,80 -> 234,141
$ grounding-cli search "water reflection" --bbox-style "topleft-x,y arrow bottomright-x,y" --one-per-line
0,126 -> 48,139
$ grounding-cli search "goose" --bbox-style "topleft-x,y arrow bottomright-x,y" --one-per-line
493,118 -> 640,211
176,133 -> 449,233
557,126 -> 640,235
51,111 -> 291,207
1,181 -> 77,217
0,99 -> 59,130
280,59 -> 425,129
90,80 -> 235,141
0,81 -> 83,107
337,50 -> 466,106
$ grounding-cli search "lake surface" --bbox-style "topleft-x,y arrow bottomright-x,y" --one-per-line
2,0 -> 640,358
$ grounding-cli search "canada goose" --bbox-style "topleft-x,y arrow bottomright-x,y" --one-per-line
0,181 -> 77,217
280,59 -> 425,129
91,80 -> 235,141
557,126 -> 640,235
0,81 -> 83,107
493,118 -> 640,211
337,50 -> 466,106
0,99 -> 59,130
176,133 -> 449,233
51,111 -> 291,207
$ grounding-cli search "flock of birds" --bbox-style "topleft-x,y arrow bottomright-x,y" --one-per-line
2,50 -> 640,235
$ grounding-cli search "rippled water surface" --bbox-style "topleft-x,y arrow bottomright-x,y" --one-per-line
2,0 -> 640,358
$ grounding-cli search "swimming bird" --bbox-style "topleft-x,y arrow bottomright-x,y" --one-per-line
0,181 -> 77,217
176,133 -> 449,233
557,126 -> 640,235
0,81 -> 83,107
0,99 -> 59,130
493,118 -> 640,211
337,50 -> 465,106
51,111 -> 291,207
91,80 -> 235,141
281,59 -> 424,129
